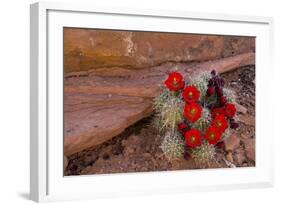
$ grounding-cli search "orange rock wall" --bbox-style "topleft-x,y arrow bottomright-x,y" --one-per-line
63,28 -> 255,73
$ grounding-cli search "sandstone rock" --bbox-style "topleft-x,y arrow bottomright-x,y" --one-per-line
224,135 -> 240,152
226,152 -> 234,163
98,146 -> 113,159
64,28 -> 255,73
64,53 -> 255,97
239,114 -> 255,126
198,53 -> 255,75
122,135 -> 141,156
80,151 -> 156,175
234,149 -> 246,165
244,139 -> 255,161
240,133 -> 254,140
64,95 -> 153,156
64,55 -> 255,156
84,154 -> 98,164
234,103 -> 247,114
222,36 -> 255,57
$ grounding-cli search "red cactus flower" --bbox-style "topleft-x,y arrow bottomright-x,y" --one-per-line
184,102 -> 202,123
182,85 -> 200,103
185,129 -> 202,148
205,126 -> 222,144
212,114 -> 228,132
211,107 -> 225,119
164,71 -> 185,91
224,103 -> 236,118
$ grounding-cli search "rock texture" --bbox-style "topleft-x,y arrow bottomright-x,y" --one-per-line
225,135 -> 241,152
64,53 -> 255,156
64,28 -> 255,73
239,114 -> 255,127
243,139 -> 255,161
64,95 -> 153,156
234,102 -> 248,114
68,124 -> 200,175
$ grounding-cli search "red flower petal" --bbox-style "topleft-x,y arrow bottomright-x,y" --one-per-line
184,102 -> 202,123
211,107 -> 225,119
164,71 -> 185,91
205,126 -> 222,144
224,103 -> 236,118
185,129 -> 202,148
212,114 -> 228,132
182,85 -> 201,103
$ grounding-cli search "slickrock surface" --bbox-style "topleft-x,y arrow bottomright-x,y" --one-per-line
64,28 -> 255,73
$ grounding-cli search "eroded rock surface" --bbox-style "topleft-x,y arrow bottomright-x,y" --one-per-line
64,28 -> 255,73
225,135 -> 241,152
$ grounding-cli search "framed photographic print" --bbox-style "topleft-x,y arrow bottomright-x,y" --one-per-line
30,2 -> 274,202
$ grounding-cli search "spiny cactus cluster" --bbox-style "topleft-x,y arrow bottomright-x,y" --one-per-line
223,88 -> 236,103
190,141 -> 216,167
160,131 -> 185,160
154,69 -> 239,167
153,86 -> 184,132
191,108 -> 211,132
189,72 -> 211,102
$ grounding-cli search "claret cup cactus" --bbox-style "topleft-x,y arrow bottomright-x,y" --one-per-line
154,70 -> 239,166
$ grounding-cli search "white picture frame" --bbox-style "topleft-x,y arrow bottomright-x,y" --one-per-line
30,1 -> 274,202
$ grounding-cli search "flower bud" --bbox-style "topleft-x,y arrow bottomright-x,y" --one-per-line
178,122 -> 188,133
216,87 -> 223,97
208,78 -> 215,87
230,122 -> 239,129
207,86 -> 216,96
220,96 -> 227,105
216,141 -> 225,150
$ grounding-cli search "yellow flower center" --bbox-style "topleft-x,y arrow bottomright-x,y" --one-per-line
190,136 -> 196,142
217,121 -> 222,127
190,108 -> 197,116
209,133 -> 215,140
188,91 -> 193,96
172,77 -> 179,85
